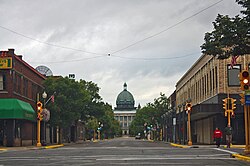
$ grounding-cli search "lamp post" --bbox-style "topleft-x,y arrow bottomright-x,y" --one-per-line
42,92 -> 47,145
186,101 -> 192,146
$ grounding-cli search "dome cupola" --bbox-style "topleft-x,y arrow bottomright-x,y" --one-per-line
116,83 -> 135,110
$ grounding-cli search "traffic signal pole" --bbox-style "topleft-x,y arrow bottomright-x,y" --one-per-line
37,119 -> 42,147
244,105 -> 249,154
239,70 -> 250,154
36,101 -> 43,147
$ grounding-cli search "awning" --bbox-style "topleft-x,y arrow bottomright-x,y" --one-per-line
0,99 -> 36,121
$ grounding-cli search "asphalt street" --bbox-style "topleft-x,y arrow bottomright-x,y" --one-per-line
0,137 -> 249,166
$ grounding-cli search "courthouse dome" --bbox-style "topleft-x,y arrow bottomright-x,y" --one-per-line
116,83 -> 135,109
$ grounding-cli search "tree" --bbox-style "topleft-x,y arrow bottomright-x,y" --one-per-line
43,76 -> 121,141
201,0 -> 250,59
130,93 -> 170,138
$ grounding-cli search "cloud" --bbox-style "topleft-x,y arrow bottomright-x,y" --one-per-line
0,0 -> 242,107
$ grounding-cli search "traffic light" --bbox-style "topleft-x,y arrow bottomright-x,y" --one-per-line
37,101 -> 43,112
37,101 -> 43,121
231,98 -> 236,110
239,93 -> 245,105
231,111 -> 235,118
223,98 -> 228,110
240,70 -> 249,90
186,102 -> 192,111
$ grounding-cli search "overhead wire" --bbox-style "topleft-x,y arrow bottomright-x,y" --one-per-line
0,25 -> 107,56
112,52 -> 200,61
110,0 -> 224,56
0,0 -> 224,62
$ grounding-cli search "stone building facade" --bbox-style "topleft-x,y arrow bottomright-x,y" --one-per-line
175,54 -> 249,144
113,83 -> 137,135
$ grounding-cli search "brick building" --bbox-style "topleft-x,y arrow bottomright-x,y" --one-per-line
0,49 -> 46,146
175,54 -> 249,145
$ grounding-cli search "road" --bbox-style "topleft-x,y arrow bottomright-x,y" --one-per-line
0,137 -> 249,166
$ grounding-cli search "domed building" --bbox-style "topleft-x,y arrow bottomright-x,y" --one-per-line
114,83 -> 138,135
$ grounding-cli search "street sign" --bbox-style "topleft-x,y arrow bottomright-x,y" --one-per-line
245,95 -> 250,105
69,74 -> 75,79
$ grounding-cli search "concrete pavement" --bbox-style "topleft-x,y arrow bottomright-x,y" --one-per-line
1,142 -> 249,162
170,143 -> 250,162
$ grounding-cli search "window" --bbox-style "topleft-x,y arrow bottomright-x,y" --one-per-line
0,74 -> 6,90
228,65 -> 240,86
124,116 -> 127,122
128,116 -> 131,121
23,78 -> 28,97
120,116 -> 123,121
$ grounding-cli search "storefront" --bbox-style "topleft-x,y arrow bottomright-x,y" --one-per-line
0,99 -> 36,147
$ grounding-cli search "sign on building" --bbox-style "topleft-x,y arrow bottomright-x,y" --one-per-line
0,57 -> 12,69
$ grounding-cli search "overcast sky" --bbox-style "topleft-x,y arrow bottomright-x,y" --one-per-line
0,0 -> 242,108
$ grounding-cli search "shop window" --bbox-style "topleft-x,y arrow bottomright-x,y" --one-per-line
0,74 -> 6,90
228,65 -> 240,86
15,121 -> 21,138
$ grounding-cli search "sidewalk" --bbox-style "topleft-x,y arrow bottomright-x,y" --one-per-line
170,143 -> 250,162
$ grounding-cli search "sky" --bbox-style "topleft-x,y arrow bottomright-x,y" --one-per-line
0,0 -> 243,108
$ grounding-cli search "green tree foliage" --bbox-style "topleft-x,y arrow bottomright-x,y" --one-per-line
130,93 -> 170,136
201,0 -> 250,59
43,76 -> 120,139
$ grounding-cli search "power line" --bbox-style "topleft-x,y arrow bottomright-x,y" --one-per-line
0,25 -> 107,56
112,52 -> 200,61
0,0 -> 223,62
110,0 -> 224,55
30,55 -> 105,64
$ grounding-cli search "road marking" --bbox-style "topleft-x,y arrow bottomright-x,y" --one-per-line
213,148 -> 238,154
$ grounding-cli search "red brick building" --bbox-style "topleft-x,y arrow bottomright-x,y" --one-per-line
0,49 -> 46,146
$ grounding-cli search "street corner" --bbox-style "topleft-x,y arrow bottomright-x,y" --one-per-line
44,144 -> 64,149
170,143 -> 190,148
0,148 -> 7,151
231,153 -> 250,162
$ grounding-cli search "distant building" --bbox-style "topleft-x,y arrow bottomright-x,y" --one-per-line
0,49 -> 46,147
113,83 -> 138,135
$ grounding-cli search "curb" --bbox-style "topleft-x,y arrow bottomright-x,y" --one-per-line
0,148 -> 7,151
170,143 -> 190,148
232,153 -> 250,162
223,145 -> 245,148
44,144 -> 64,149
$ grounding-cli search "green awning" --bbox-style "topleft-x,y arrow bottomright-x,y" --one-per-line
0,99 -> 36,121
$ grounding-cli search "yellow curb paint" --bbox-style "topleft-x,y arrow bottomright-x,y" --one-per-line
223,145 -> 245,148
0,148 -> 7,151
45,144 -> 64,149
170,143 -> 189,148
232,154 -> 250,162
